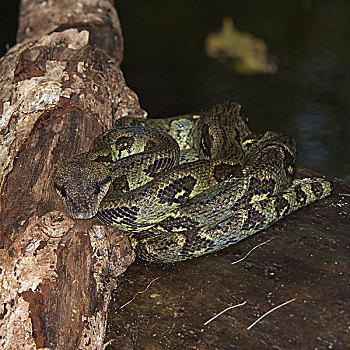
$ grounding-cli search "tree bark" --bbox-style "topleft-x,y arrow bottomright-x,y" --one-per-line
0,1 -> 144,349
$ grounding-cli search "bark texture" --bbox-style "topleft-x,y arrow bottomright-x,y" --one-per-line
0,1 -> 144,349
17,0 -> 124,64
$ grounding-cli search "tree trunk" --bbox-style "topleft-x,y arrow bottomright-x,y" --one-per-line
0,1 -> 143,349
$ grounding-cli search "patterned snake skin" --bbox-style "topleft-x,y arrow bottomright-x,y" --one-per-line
53,102 -> 332,262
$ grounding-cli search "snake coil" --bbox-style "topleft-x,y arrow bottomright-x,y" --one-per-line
53,102 -> 332,262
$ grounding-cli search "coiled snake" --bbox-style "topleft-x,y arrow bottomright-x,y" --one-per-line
53,102 -> 332,262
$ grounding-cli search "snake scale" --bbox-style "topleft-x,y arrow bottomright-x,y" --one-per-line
53,102 -> 332,263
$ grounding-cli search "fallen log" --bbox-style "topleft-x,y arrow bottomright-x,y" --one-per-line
0,1 -> 143,348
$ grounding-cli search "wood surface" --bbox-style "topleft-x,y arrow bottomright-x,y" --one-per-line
1,2 -> 349,350
0,1 -> 142,349
105,169 -> 350,350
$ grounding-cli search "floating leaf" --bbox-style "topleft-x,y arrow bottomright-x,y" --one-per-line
205,17 -> 277,75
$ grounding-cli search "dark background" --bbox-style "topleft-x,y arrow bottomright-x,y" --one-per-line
0,1 -> 18,56
2,0 -> 349,180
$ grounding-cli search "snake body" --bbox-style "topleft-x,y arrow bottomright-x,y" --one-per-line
53,102 -> 332,262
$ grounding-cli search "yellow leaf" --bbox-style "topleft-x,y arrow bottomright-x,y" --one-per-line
205,16 -> 277,75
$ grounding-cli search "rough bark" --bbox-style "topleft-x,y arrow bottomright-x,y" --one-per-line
0,1 -> 144,349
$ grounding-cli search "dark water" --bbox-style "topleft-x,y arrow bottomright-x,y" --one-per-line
117,0 -> 350,181
0,1 -> 18,55
1,1 -> 349,179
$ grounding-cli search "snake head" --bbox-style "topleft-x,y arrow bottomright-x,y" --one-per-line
53,159 -> 111,219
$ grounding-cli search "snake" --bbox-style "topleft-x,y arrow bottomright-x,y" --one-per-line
53,102 -> 332,263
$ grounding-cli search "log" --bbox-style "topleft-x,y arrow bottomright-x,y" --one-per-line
2,2 -> 348,349
0,1 -> 143,349
105,169 -> 350,349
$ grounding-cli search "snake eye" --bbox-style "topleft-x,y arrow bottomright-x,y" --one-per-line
95,176 -> 112,195
54,183 -> 67,198
60,187 -> 67,198
94,184 -> 101,195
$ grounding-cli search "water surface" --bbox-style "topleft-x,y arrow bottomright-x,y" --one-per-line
118,0 -> 350,180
